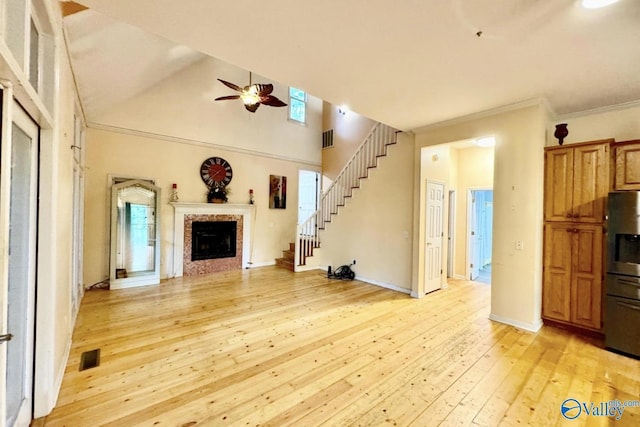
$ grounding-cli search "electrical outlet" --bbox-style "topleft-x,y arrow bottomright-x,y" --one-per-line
515,240 -> 524,250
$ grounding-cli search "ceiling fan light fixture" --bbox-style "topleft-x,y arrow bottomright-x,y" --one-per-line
241,85 -> 260,106
214,73 -> 287,113
581,0 -> 619,9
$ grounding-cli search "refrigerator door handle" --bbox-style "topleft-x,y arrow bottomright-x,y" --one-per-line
618,279 -> 640,288
617,301 -> 640,312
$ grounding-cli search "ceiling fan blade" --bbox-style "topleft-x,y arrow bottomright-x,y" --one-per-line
244,102 -> 260,113
217,79 -> 243,92
260,95 -> 287,107
255,84 -> 274,96
214,95 -> 241,101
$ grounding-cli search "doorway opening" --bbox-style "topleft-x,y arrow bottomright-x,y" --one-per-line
447,190 -> 456,278
467,189 -> 493,284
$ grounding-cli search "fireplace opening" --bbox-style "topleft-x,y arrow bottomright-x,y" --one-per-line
192,221 -> 237,261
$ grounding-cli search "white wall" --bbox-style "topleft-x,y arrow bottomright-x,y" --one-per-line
0,1 -> 81,417
33,45 -> 78,415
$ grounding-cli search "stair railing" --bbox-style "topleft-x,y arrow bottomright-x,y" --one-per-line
294,123 -> 398,269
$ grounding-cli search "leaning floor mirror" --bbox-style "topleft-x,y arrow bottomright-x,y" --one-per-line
109,179 -> 161,289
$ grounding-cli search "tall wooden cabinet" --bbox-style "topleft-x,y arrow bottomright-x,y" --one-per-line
542,139 -> 611,332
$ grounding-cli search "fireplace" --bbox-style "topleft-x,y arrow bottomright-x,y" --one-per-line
171,203 -> 255,277
191,221 -> 237,261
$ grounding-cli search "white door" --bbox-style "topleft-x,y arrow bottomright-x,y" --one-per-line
425,181 -> 444,294
298,170 -> 319,226
3,101 -> 39,427
468,191 -> 480,280
447,190 -> 455,278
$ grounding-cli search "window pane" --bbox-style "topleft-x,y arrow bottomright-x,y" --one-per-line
29,19 -> 39,91
289,87 -> 306,101
290,98 -> 306,123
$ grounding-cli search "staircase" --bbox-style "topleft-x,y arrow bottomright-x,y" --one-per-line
275,242 -> 296,271
275,122 -> 398,271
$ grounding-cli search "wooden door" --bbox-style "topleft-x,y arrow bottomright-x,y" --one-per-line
614,141 -> 640,190
570,224 -> 603,330
542,223 -> 572,322
544,148 -> 574,222
572,143 -> 608,223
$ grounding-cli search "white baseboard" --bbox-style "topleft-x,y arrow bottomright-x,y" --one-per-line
489,313 -> 543,333
355,275 -> 411,294
245,260 -> 276,268
453,274 -> 466,280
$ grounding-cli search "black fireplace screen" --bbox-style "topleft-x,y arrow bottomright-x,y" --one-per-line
191,221 -> 237,261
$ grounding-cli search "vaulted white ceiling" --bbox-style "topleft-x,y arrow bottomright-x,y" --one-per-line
67,0 -> 640,131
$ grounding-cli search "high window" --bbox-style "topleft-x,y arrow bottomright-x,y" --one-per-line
289,87 -> 306,124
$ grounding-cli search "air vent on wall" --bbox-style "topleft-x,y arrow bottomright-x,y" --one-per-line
322,129 -> 334,149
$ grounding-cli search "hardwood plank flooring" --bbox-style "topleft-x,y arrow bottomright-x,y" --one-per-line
39,267 -> 640,426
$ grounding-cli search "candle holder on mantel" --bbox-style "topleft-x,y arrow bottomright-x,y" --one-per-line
554,123 -> 569,146
170,183 -> 179,202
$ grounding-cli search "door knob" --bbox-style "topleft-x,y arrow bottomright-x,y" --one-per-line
0,333 -> 13,343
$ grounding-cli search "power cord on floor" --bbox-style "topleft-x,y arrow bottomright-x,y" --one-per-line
86,278 -> 110,291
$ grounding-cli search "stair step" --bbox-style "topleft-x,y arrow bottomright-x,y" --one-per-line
282,249 -> 295,262
275,258 -> 295,271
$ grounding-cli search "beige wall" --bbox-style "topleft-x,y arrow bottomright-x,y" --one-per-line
549,103 -> 640,146
317,132 -> 414,291
82,56 -> 323,286
454,146 -> 494,279
414,104 -> 546,331
321,103 -> 377,182
92,57 -> 323,164
419,143 -> 494,286
84,128 -> 319,286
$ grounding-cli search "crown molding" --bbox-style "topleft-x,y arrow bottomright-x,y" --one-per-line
555,99 -> 640,121
411,98 -> 551,133
86,122 -> 322,167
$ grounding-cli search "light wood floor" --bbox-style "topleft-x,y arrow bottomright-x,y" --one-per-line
40,267 -> 640,426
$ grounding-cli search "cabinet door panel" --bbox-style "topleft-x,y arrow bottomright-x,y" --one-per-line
544,149 -> 574,221
542,224 -> 572,321
570,225 -> 603,329
615,142 -> 640,190
572,144 -> 608,223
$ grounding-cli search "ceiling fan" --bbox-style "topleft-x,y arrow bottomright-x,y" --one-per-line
214,72 -> 287,113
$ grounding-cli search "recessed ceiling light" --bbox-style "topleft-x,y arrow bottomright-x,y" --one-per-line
582,0 -> 619,9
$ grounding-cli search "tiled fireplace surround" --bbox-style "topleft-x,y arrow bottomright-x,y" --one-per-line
171,203 -> 255,277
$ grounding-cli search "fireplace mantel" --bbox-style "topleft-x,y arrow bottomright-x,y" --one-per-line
171,202 -> 255,276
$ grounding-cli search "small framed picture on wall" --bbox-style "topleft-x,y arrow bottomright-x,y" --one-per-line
269,175 -> 286,209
